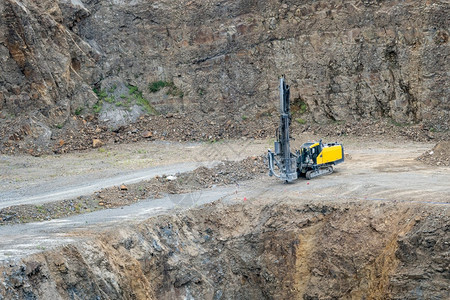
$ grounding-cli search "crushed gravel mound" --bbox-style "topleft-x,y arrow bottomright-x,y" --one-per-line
417,141 -> 450,166
0,156 -> 266,225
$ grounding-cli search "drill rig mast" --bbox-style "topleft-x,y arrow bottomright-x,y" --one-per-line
268,77 -> 298,182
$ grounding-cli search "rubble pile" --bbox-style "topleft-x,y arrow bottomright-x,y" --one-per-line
417,141 -> 450,166
0,156 -> 266,225
2,113 -> 447,156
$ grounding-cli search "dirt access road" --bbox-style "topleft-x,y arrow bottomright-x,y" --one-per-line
0,136 -> 449,261
0,139 -> 263,208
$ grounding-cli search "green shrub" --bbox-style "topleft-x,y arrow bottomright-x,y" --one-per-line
93,87 -> 108,114
93,101 -> 102,113
149,80 -> 184,98
105,96 -> 115,103
295,118 -> 307,124
128,85 -> 138,95
136,93 -> 158,114
292,99 -> 308,115
93,88 -> 108,100
75,107 -> 83,115
108,84 -> 117,93
149,81 -> 171,93
390,119 -> 408,127
129,85 -> 159,114
299,102 -> 307,114
93,84 -> 159,115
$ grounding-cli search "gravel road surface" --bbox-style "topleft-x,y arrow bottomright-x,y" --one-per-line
0,137 -> 448,261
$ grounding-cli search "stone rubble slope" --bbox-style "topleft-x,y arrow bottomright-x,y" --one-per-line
417,141 -> 450,166
0,156 -> 266,225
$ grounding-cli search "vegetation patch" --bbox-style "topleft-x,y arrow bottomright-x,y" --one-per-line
295,118 -> 307,124
75,108 -> 83,116
149,80 -> 169,93
104,96 -> 115,104
149,80 -> 184,98
108,84 -> 117,93
91,85 -> 158,115
291,98 -> 308,115
197,88 -> 205,96
92,87 -> 107,113
390,119 -> 409,127
92,102 -> 102,113
128,85 -> 159,114
93,87 -> 108,100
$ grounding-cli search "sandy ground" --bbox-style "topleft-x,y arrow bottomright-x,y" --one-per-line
0,136 -> 449,261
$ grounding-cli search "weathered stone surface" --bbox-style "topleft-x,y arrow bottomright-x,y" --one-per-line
0,0 -> 99,151
0,201 -> 447,299
0,0 -> 449,151
142,130 -> 152,138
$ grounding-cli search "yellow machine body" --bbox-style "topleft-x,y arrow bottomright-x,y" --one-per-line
316,144 -> 344,165
297,141 -> 344,179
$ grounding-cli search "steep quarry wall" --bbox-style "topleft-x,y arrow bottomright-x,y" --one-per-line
0,201 -> 448,299
1,0 -> 449,149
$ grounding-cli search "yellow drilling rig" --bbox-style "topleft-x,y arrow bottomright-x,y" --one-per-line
267,77 -> 344,182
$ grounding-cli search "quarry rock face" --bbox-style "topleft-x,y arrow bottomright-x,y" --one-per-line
0,201 -> 448,299
0,0 -> 449,150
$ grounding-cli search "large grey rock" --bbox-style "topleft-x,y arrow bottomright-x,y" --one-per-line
97,77 -> 145,130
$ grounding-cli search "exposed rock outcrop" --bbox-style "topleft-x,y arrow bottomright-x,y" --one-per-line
1,0 -> 448,152
0,201 -> 448,299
